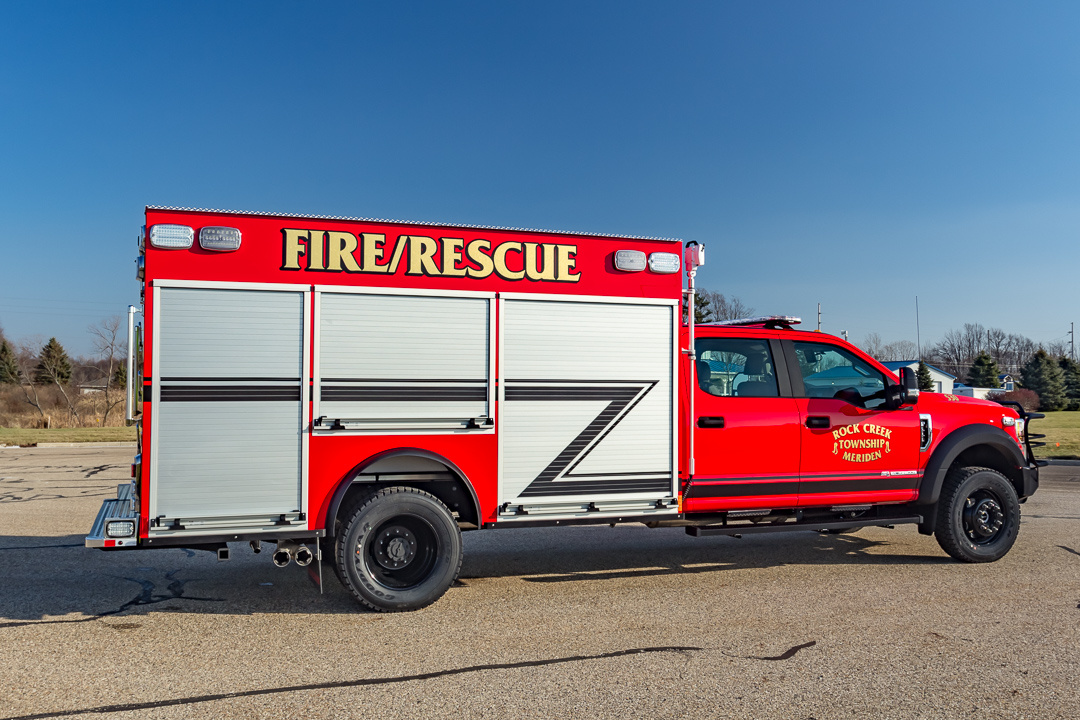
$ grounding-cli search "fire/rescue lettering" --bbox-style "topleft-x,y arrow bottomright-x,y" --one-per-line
327,232 -> 362,273
831,422 -> 893,460
282,229 -> 308,270
493,241 -> 525,280
282,229 -> 581,282
465,239 -> 494,278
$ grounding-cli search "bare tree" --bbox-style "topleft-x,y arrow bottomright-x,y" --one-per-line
88,316 -> 125,426
880,339 -> 918,361
13,340 -> 47,423
696,290 -> 755,322
860,333 -> 886,359
859,334 -> 917,361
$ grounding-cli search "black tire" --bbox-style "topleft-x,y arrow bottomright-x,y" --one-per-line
934,466 -> 1020,563
336,486 -> 462,612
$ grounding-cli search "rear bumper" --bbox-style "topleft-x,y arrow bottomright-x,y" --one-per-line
85,483 -> 139,548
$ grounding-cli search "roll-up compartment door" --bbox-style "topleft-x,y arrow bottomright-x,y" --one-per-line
151,287 -> 306,530
499,299 -> 675,505
316,292 -> 492,431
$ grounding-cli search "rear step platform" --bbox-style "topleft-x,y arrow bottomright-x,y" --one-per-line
86,483 -> 139,548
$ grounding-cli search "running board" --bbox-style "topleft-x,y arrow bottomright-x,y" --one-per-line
686,514 -> 923,537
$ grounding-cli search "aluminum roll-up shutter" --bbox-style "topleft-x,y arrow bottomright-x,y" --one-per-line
500,299 -> 675,504
152,287 -> 306,525
316,292 -> 491,431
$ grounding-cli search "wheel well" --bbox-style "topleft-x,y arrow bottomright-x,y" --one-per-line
948,445 -> 1024,498
329,451 -> 480,536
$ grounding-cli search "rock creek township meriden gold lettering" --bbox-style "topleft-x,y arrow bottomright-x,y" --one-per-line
281,229 -> 581,283
832,422 -> 893,462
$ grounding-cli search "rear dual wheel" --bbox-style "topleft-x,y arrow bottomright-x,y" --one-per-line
935,466 -> 1020,563
336,486 -> 462,612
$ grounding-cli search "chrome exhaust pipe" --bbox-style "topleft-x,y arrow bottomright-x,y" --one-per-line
294,544 -> 313,567
272,544 -> 294,568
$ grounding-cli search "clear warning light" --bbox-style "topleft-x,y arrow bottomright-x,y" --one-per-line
648,252 -> 681,274
149,224 -> 194,249
199,226 -> 242,252
106,521 -> 135,538
614,250 -> 647,272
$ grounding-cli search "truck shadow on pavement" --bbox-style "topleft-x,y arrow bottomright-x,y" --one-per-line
458,523 -> 952,584
0,526 -> 949,624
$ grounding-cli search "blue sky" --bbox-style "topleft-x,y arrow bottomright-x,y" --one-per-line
1,1 -> 1077,356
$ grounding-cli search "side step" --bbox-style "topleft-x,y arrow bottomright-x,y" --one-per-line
686,514 -> 923,537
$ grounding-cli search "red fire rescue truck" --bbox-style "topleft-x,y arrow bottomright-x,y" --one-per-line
87,206 -> 1044,612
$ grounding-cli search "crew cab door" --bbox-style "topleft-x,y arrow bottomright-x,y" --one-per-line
684,335 -> 802,512
785,340 -> 920,506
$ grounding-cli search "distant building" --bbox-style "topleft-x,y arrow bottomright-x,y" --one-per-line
880,361 -> 956,394
998,374 -> 1015,391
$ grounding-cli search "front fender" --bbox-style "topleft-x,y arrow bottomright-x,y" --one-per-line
917,423 -> 1026,507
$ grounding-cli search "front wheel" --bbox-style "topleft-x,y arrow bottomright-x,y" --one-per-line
336,486 -> 462,612
934,466 -> 1020,563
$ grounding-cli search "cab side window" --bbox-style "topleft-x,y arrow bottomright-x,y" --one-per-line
793,341 -> 887,409
695,338 -> 779,397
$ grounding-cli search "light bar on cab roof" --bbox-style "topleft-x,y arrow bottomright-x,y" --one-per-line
715,316 -> 803,327
614,250 -> 647,272
199,226 -> 242,252
648,252 -> 681,274
149,224 -> 194,249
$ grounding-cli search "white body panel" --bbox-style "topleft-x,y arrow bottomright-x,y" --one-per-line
150,286 -> 307,531
498,298 -> 676,509
314,291 -> 493,431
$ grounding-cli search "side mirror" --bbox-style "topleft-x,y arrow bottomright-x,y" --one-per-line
884,367 -> 920,410
900,366 -> 920,404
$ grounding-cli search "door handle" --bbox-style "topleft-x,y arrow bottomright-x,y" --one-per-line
697,416 -> 725,429
806,416 -> 830,429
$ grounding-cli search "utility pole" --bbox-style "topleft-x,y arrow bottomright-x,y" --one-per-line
817,303 -> 821,332
915,296 -> 922,362
1070,322 -> 1075,361
841,330 -> 848,342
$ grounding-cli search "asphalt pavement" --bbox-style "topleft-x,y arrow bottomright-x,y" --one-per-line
1,447 -> 1078,719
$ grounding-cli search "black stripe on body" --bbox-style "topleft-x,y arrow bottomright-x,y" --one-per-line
160,385 -> 301,402
687,475 -> 916,499
321,386 -> 487,402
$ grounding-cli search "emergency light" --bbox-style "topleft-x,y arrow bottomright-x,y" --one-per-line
149,224 -> 194,249
199,226 -> 242,252
614,250 -> 647,272
647,252 -> 681,274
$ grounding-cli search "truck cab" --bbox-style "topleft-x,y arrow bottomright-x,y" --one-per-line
681,317 -> 1041,563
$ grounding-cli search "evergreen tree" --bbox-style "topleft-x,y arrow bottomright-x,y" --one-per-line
0,340 -> 18,385
34,337 -> 73,385
1058,356 -> 1080,409
967,351 -> 1000,388
917,361 -> 934,392
1021,349 -> 1066,411
112,361 -> 127,389
693,292 -> 713,324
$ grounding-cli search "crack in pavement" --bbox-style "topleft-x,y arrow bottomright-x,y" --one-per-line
0,646 -> 703,719
1058,545 -> 1080,558
84,464 -> 122,478
723,640 -> 817,661
0,570 -> 222,630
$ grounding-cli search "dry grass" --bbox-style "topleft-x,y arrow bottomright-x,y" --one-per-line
0,426 -> 136,445
1,385 -> 129,429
